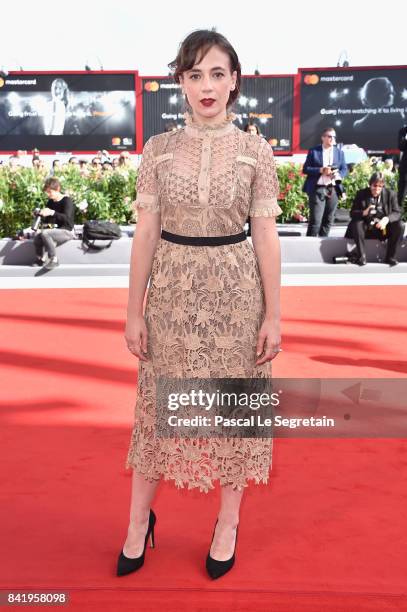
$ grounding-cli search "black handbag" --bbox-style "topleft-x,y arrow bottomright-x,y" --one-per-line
82,220 -> 122,250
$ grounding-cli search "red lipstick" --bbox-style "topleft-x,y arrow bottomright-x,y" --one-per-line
200,99 -> 215,107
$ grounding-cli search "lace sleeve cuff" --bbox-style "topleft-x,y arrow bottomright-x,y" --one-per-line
249,197 -> 283,218
132,193 -> 160,214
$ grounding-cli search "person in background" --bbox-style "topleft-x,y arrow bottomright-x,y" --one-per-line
244,123 -> 260,136
112,157 -> 120,170
32,177 -> 75,270
344,172 -> 404,266
383,158 -> 394,173
51,159 -> 61,175
79,160 -> 89,176
32,156 -> 41,170
91,157 -> 103,177
68,156 -> 79,167
102,160 -> 113,173
97,149 -> 111,164
118,151 -> 132,167
397,124 -> 407,210
165,121 -> 178,132
243,123 -> 262,236
303,127 -> 348,236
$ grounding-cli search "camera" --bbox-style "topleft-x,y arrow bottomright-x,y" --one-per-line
367,197 -> 384,227
329,165 -> 341,182
32,207 -> 42,231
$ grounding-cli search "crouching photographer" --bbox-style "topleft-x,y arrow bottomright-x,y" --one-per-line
344,172 -> 405,266
32,177 -> 75,269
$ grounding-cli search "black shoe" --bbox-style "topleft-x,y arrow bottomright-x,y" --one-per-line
354,255 -> 367,266
384,257 -> 399,267
206,520 -> 239,580
117,509 -> 156,576
31,257 -> 45,267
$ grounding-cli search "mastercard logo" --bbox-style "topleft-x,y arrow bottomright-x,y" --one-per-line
0,78 -> 4,88
304,74 -> 319,85
112,137 -> 121,146
268,138 -> 278,147
144,81 -> 159,92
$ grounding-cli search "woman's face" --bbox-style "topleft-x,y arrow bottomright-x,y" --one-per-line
179,45 -> 237,125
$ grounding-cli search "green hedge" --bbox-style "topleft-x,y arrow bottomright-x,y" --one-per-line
0,158 -> 402,238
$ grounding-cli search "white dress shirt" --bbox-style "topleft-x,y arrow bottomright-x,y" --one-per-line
317,146 -> 334,186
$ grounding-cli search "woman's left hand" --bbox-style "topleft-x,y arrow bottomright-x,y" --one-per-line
255,318 -> 282,365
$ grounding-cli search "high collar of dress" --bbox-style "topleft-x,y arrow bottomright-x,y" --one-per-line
183,110 -> 236,138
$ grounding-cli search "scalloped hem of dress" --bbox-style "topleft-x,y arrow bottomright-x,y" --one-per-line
124,461 -> 271,494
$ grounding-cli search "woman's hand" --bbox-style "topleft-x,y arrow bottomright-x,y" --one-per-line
255,318 -> 282,366
125,315 -> 149,361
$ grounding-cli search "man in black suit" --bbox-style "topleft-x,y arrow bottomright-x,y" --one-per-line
345,172 -> 405,266
398,125 -> 407,209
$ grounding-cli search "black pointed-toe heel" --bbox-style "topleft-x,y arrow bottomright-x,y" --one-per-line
117,509 -> 156,576
206,519 -> 239,580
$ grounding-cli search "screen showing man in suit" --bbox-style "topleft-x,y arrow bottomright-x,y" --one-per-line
299,67 -> 407,152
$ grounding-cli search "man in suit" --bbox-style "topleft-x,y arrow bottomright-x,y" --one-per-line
398,125 -> 407,209
344,172 -> 405,266
303,127 -> 348,236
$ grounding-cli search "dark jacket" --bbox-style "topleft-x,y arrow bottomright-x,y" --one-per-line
399,126 -> 407,172
42,196 -> 75,230
302,145 -> 348,196
344,187 -> 401,238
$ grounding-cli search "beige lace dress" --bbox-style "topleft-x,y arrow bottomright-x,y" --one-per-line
125,111 -> 282,492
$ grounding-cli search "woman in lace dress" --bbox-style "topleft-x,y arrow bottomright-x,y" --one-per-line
117,29 -> 282,580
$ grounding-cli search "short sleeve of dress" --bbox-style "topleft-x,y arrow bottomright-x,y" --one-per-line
249,138 -> 282,218
132,137 -> 160,214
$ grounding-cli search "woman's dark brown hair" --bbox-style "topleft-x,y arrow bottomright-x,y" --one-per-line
168,28 -> 241,109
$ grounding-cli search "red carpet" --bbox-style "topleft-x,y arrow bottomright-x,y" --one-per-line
0,287 -> 406,611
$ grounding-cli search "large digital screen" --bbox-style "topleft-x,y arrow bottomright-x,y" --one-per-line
0,72 -> 137,152
299,66 -> 407,152
141,75 -> 294,153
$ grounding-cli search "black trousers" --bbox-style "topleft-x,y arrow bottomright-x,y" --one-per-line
306,185 -> 338,237
348,219 -> 405,260
398,170 -> 407,209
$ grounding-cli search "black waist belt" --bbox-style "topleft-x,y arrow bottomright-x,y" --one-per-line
161,229 -> 247,246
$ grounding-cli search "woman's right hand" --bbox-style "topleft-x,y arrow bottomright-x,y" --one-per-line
125,315 -> 149,361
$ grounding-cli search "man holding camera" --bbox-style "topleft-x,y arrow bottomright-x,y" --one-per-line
303,127 -> 348,236
398,124 -> 407,210
32,177 -> 75,269
344,172 -> 405,266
